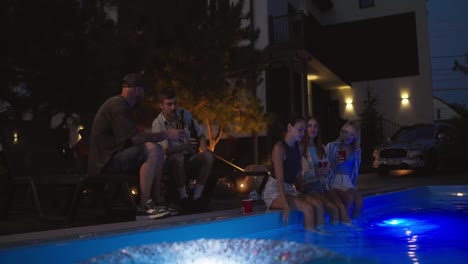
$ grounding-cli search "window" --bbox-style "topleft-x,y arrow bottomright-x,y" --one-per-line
359,0 -> 375,9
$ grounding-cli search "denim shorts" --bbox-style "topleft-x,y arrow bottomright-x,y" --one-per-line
105,145 -> 147,173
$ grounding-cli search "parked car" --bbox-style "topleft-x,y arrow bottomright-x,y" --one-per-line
372,122 -> 459,175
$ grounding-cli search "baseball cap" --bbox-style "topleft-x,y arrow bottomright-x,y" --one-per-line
122,73 -> 145,89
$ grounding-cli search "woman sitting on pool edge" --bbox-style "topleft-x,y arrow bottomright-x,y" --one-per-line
262,113 -> 325,231
325,120 -> 363,219
300,117 -> 351,225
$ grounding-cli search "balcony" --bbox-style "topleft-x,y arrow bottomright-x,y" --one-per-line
268,13 -> 305,50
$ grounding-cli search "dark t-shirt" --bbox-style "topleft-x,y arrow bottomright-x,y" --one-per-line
87,96 -> 139,176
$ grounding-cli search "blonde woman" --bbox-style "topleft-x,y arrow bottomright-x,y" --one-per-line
325,121 -> 363,218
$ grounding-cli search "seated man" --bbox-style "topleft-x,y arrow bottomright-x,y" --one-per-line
88,73 -> 184,220
152,87 -> 214,212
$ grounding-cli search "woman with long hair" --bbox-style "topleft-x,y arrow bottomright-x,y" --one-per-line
262,113 -> 325,231
325,120 -> 363,218
301,117 -> 350,224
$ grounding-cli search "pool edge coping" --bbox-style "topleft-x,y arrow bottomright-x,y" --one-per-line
2,184 -> 467,250
0,204 -> 274,249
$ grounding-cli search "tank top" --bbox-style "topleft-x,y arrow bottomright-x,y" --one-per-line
282,140 -> 301,184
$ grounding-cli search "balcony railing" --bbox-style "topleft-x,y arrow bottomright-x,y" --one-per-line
357,117 -> 402,142
379,117 -> 402,140
357,117 -> 402,171
268,13 -> 305,47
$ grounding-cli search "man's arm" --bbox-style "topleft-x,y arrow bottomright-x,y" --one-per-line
152,112 -> 194,156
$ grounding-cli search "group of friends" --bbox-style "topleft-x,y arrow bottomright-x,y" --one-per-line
263,114 -> 363,231
87,72 -> 362,228
87,73 -> 214,220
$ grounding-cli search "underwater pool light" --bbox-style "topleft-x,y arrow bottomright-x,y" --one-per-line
376,217 -> 439,237
383,218 -> 408,226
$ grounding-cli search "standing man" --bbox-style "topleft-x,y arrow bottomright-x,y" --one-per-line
88,73 -> 185,220
152,87 -> 214,212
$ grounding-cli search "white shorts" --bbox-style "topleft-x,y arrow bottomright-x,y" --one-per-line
332,174 -> 355,191
262,177 -> 298,210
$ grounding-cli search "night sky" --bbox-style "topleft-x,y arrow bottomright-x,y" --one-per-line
428,0 -> 468,106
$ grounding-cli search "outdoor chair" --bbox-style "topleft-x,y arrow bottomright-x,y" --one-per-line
0,120 -> 138,225
214,155 -> 271,197
63,127 -> 139,225
0,120 -> 82,221
65,172 -> 139,225
242,163 -> 271,196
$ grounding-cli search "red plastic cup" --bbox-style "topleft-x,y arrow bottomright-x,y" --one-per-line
338,150 -> 346,163
242,199 -> 254,214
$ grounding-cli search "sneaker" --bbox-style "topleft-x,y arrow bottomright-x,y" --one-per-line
163,204 -> 179,216
136,199 -> 171,220
153,201 -> 179,216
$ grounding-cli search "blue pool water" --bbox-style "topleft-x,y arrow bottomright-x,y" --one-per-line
245,203 -> 468,263
0,185 -> 467,263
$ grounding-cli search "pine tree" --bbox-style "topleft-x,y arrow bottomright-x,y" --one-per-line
359,87 -> 383,170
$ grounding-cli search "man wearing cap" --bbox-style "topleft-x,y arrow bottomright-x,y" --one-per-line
88,73 -> 185,220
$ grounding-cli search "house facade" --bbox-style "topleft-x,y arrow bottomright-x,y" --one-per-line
249,0 -> 433,141
104,0 -> 435,165
433,97 -> 461,121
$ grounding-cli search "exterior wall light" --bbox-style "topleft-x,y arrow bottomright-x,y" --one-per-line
345,99 -> 353,110
401,94 -> 409,105
13,131 -> 19,144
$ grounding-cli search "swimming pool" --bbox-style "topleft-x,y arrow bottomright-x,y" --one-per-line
0,185 -> 466,263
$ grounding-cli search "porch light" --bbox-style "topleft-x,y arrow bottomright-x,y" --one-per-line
337,85 -> 351,90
